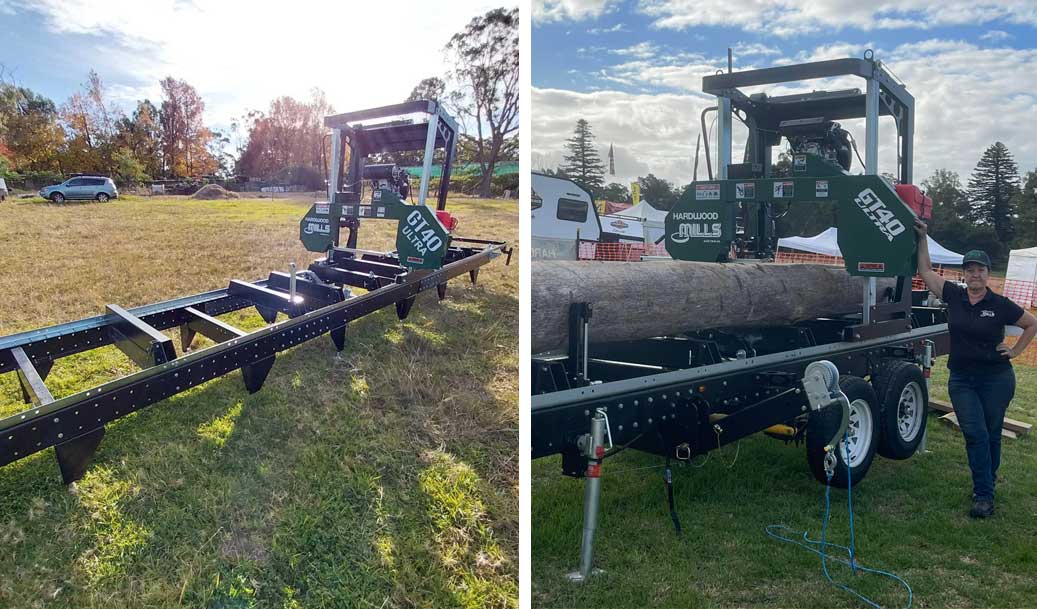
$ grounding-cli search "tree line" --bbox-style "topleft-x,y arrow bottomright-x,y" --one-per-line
0,69 -> 222,184
551,118 -> 1036,264
0,7 -> 518,197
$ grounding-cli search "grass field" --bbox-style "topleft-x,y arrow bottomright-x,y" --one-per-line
532,361 -> 1037,608
0,194 -> 517,608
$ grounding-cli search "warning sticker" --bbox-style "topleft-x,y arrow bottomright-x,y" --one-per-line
359,206 -> 370,217
858,262 -> 886,272
315,203 -> 330,215
376,207 -> 386,218
773,181 -> 794,198
695,183 -> 721,200
794,154 -> 807,172
735,182 -> 755,200
816,180 -> 829,198
373,190 -> 382,200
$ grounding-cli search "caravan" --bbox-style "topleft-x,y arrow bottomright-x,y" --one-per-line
532,173 -> 645,259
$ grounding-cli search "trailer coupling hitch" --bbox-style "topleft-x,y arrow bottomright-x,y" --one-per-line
801,360 -> 851,456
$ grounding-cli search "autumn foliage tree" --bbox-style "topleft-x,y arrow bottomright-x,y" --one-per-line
159,77 -> 217,177
236,89 -> 333,183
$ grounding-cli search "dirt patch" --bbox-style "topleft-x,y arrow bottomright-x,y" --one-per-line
220,532 -> 269,563
190,184 -> 239,200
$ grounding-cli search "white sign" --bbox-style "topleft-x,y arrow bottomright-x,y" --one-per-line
695,183 -> 721,200
815,181 -> 829,198
773,181 -> 794,198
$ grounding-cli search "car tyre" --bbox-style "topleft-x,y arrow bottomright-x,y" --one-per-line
96,193 -> 110,202
871,361 -> 928,460
50,192 -> 65,203
806,375 -> 879,488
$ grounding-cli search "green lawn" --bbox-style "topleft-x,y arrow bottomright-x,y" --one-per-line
531,359 -> 1037,608
0,194 -> 518,608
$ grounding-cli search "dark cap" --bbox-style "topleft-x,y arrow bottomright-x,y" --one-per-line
962,250 -> 991,268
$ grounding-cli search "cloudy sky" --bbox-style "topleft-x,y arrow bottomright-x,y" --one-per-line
532,0 -> 1037,190
0,0 -> 500,138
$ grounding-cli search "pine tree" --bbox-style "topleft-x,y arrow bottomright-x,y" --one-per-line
561,119 -> 606,195
966,142 -> 1020,243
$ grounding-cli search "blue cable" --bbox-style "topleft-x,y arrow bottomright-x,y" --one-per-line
765,432 -> 913,609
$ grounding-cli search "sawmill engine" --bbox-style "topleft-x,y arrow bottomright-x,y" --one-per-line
363,163 -> 411,200
781,117 -> 853,172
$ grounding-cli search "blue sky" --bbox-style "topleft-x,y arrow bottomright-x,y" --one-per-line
0,0 -> 499,141
532,0 -> 1037,189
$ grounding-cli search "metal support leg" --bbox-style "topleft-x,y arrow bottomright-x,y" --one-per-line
567,411 -> 606,583
919,339 -> 933,453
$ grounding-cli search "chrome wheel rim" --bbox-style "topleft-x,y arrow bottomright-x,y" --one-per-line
840,398 -> 874,468
897,381 -> 924,442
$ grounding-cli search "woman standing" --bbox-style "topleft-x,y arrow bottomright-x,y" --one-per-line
915,219 -> 1037,518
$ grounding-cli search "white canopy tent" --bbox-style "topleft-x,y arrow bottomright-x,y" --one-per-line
600,200 -> 669,245
1006,247 -> 1037,308
777,227 -> 964,265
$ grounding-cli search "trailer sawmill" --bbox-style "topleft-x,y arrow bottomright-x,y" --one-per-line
531,52 -> 951,589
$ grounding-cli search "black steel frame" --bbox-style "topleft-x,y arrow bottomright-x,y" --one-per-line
1,239 -> 510,483
532,305 -> 948,475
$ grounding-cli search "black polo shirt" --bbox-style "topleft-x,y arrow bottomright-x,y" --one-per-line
943,280 -> 1025,373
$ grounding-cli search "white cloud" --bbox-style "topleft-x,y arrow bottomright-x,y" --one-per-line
732,42 -> 782,57
7,0 -> 503,130
535,41 -> 1037,189
587,23 -> 628,34
533,87 -> 713,187
610,42 -> 659,59
637,0 -> 1037,36
534,0 -> 618,23
981,29 -> 1013,42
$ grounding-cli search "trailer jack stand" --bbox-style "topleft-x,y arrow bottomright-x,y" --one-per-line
568,411 -> 607,583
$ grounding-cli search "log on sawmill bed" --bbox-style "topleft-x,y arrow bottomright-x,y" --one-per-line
532,260 -> 891,353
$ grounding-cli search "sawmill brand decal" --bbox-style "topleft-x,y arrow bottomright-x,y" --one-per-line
854,188 -> 907,242
302,216 -> 330,235
670,211 -> 721,242
735,182 -> 755,199
816,181 -> 829,198
695,183 -> 721,200
609,219 -> 630,229
401,209 -> 445,255
858,262 -> 886,272
774,181 -> 794,198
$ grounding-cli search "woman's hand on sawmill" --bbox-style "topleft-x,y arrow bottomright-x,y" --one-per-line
914,218 -> 928,237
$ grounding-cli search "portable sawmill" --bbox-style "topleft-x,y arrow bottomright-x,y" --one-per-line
0,100 -> 511,484
530,52 -> 950,582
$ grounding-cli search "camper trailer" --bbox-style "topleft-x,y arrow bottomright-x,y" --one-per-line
532,173 -> 644,259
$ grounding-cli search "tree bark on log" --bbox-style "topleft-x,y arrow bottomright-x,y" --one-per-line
532,260 -> 890,353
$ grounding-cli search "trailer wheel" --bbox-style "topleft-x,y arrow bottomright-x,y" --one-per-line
871,361 -> 928,460
806,375 -> 878,488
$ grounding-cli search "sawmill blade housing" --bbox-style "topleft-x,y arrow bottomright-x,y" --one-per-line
300,100 -> 460,270
666,51 -> 932,278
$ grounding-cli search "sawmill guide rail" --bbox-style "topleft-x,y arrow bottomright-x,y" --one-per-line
0,241 -> 508,484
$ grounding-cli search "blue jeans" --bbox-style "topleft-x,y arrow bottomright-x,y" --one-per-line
948,367 -> 1016,501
